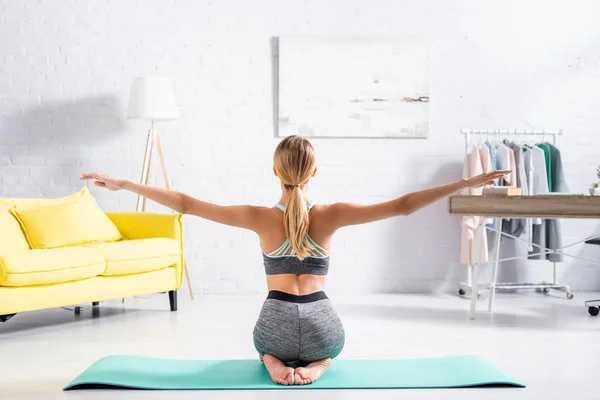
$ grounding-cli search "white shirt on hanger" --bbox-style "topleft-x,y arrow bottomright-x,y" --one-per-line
527,145 -> 549,226
529,145 -> 550,195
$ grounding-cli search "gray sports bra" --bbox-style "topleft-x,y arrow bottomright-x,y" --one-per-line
262,203 -> 330,276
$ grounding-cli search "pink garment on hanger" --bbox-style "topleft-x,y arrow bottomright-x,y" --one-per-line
507,147 -> 517,187
479,145 -> 492,174
479,144 -> 494,225
460,146 -> 488,265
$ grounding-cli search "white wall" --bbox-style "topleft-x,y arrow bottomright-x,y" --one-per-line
2,0 -> 600,294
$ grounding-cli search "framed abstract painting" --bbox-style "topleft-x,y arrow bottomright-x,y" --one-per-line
277,36 -> 429,138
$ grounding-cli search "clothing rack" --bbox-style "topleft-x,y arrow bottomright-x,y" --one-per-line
457,128 -> 571,301
461,129 -> 562,154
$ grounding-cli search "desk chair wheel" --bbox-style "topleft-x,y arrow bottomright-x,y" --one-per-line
566,293 -> 574,300
588,306 -> 599,316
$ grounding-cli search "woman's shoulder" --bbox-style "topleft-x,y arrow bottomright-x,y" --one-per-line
307,203 -> 339,217
310,202 -> 351,212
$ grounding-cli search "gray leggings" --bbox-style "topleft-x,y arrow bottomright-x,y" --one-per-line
253,290 -> 345,367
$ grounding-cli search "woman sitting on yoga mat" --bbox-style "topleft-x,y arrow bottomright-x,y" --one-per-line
80,135 -> 508,386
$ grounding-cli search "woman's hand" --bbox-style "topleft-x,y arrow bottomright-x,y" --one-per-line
79,173 -> 126,191
464,170 -> 511,188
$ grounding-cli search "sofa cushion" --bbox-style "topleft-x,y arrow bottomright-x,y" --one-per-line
9,187 -> 123,249
0,202 -> 30,253
85,238 -> 182,276
0,247 -> 106,287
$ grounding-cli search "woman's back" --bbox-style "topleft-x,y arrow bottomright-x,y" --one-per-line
258,204 -> 334,295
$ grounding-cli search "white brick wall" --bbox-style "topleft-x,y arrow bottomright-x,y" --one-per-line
2,0 -> 600,294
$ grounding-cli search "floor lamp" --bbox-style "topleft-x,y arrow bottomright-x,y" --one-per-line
126,77 -> 194,300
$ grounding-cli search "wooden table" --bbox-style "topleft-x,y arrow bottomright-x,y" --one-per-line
448,195 -> 600,319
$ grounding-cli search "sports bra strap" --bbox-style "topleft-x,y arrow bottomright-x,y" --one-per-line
274,203 -> 313,212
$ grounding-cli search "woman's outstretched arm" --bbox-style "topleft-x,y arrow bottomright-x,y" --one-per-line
328,170 -> 510,229
79,173 -> 263,230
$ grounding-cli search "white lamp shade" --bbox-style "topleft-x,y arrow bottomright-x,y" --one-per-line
126,77 -> 178,120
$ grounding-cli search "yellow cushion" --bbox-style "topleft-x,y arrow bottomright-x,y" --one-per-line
9,187 -> 122,249
0,247 -> 106,287
0,202 -> 30,253
85,238 -> 182,276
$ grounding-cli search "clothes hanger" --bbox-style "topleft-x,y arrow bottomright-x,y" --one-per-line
520,130 -> 527,148
527,130 -> 536,148
495,128 -> 505,148
542,129 -> 546,144
467,129 -> 475,151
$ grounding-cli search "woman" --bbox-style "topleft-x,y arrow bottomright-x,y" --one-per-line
80,135 -> 508,386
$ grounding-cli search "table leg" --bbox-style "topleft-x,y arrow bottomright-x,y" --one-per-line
488,218 -> 502,312
470,218 -> 486,320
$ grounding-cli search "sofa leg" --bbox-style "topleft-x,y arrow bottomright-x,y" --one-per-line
0,314 -> 16,323
169,290 -> 178,312
92,302 -> 99,307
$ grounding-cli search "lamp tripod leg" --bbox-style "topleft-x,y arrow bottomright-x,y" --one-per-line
136,127 -> 154,212
155,132 -> 172,191
142,131 -> 154,212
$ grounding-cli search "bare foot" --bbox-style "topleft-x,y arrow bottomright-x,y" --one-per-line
294,358 -> 331,385
263,354 -> 295,386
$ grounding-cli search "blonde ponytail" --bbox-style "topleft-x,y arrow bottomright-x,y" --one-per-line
284,185 -> 311,260
273,135 -> 317,261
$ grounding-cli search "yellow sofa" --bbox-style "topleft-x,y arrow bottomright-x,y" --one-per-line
0,197 -> 185,322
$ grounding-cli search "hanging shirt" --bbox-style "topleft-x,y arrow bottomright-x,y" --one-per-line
460,146 -> 488,265
495,143 -> 514,186
536,143 -> 552,191
501,141 -> 528,237
506,141 -> 529,196
485,141 -> 498,171
507,147 -> 517,187
529,143 -> 568,262
479,144 -> 494,226
547,143 -> 569,193
479,144 -> 492,175
485,141 -> 499,185
484,141 -> 500,229
525,146 -> 549,225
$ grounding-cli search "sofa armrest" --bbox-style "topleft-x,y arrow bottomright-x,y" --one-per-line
106,212 -> 185,288
106,212 -> 183,241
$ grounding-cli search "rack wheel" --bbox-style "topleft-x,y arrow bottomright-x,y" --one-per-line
458,289 -> 466,296
543,288 -> 550,294
589,306 -> 599,316
566,293 -> 574,300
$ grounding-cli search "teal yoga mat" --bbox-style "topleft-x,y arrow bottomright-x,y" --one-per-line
64,355 -> 525,390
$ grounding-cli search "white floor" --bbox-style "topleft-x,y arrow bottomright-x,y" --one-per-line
1,291 -> 599,400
